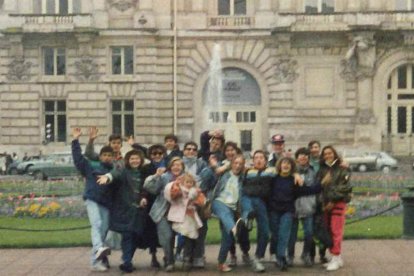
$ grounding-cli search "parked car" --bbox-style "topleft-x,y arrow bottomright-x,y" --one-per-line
27,153 -> 79,180
15,155 -> 42,174
342,150 -> 398,173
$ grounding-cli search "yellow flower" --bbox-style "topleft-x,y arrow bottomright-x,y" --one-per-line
48,202 -> 61,211
346,206 -> 356,216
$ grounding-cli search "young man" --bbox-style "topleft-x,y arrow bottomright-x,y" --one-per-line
164,134 -> 183,165
199,129 -> 225,162
71,127 -> 113,271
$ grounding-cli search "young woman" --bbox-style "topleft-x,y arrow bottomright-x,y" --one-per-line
97,149 -> 147,273
318,146 -> 352,271
268,157 -> 321,272
144,157 -> 185,272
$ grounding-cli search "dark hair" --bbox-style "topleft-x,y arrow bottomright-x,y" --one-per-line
148,144 -> 166,156
253,149 -> 268,160
295,147 -> 310,159
164,134 -> 178,143
320,145 -> 341,165
108,134 -> 122,142
167,156 -> 185,172
223,141 -> 242,155
308,140 -> 321,149
211,135 -> 225,146
124,149 -> 145,169
99,145 -> 114,155
183,141 -> 198,150
275,157 -> 296,174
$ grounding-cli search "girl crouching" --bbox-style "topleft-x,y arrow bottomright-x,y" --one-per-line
164,173 -> 206,271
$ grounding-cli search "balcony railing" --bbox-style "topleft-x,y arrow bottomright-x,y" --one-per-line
275,11 -> 414,31
208,16 -> 254,28
9,14 -> 92,32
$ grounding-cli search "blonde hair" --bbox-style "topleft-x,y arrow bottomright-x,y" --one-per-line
181,173 -> 196,187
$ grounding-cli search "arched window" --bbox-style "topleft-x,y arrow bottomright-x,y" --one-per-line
387,64 -> 414,134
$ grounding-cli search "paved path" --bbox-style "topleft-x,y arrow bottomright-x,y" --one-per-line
0,240 -> 413,275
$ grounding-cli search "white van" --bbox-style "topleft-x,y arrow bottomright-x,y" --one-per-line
342,151 -> 398,173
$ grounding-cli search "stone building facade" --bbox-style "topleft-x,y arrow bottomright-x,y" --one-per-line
1,0 -> 414,155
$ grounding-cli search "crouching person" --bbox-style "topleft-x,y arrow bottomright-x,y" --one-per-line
164,173 -> 206,271
71,128 -> 113,271
97,149 -> 147,273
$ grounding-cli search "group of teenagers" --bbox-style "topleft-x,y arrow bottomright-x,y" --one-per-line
70,127 -> 352,273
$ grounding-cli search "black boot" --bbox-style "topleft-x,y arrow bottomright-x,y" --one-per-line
151,253 -> 161,268
277,257 -> 288,272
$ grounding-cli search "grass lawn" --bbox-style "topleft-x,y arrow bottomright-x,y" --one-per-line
0,215 -> 403,248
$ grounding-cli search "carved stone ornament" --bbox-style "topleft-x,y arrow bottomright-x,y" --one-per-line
341,36 -> 376,81
354,108 -> 377,124
273,57 -> 298,84
7,58 -> 32,81
74,56 -> 99,81
108,0 -> 138,12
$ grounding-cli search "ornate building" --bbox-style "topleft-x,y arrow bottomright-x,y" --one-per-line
1,0 -> 414,155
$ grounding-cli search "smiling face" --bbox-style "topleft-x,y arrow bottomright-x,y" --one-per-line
209,138 -> 223,153
99,152 -> 113,164
170,160 -> 184,176
272,142 -> 284,154
165,138 -> 177,151
280,160 -> 292,174
109,139 -> 122,154
297,153 -> 309,167
128,154 -> 142,169
225,145 -> 237,161
323,148 -> 335,164
309,142 -> 321,158
231,156 -> 245,175
183,144 -> 198,158
150,149 -> 164,163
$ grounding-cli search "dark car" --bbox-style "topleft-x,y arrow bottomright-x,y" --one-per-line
27,154 -> 79,180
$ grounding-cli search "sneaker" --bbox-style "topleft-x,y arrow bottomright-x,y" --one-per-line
218,263 -> 232,272
270,254 -> 277,263
192,257 -> 205,268
165,264 -> 174,272
228,254 -> 237,267
301,254 -> 314,266
95,246 -> 111,260
91,261 -> 108,272
101,256 -> 110,268
175,252 -> 183,263
326,255 -> 343,271
119,263 -> 136,273
278,257 -> 288,272
286,256 -> 294,267
242,253 -> 252,265
251,258 -> 265,273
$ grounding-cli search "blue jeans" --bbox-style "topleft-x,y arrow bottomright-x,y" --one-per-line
121,231 -> 140,265
212,200 -> 250,263
269,211 -> 293,260
288,216 -> 314,258
240,195 -> 269,258
85,199 -> 110,265
157,217 -> 175,265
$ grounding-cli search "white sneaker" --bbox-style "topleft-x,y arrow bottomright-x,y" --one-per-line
251,258 -> 265,272
95,246 -> 111,260
192,257 -> 205,268
326,255 -> 343,271
91,261 -> 108,272
270,254 -> 277,263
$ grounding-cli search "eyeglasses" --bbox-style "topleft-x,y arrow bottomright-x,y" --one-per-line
185,147 -> 197,152
151,151 -> 164,156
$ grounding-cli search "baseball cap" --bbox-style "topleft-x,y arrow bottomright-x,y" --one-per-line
271,134 -> 285,144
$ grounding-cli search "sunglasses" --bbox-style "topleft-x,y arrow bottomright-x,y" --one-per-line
151,151 -> 164,156
185,147 -> 197,151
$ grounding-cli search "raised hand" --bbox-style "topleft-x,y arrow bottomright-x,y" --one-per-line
72,128 -> 82,140
139,198 -> 147,208
88,126 -> 99,141
96,175 -> 109,185
156,167 -> 166,176
127,135 -> 135,146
